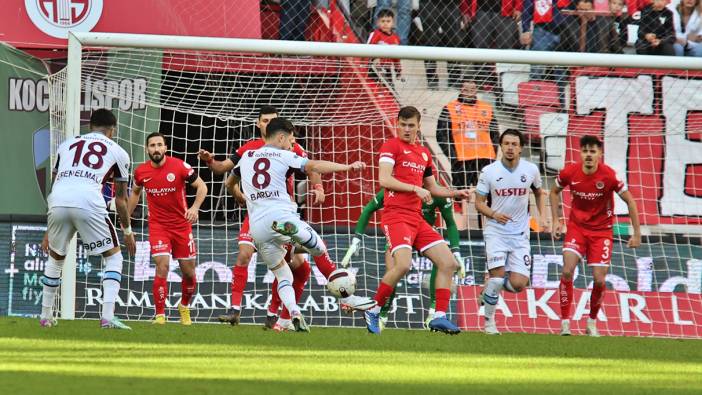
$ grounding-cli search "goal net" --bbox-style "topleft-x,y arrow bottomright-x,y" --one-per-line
48,33 -> 702,337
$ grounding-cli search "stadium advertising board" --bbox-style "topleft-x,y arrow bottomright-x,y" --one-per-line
3,223 -> 700,337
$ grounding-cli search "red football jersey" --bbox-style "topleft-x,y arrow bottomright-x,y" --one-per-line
231,138 -> 307,194
378,137 -> 435,215
367,28 -> 402,73
134,156 -> 196,228
556,162 -> 626,232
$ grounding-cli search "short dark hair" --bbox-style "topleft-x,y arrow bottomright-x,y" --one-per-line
398,106 -> 421,122
145,132 -> 167,146
258,105 -> 278,119
499,129 -> 525,146
89,109 -> 116,129
265,117 -> 295,140
377,8 -> 395,19
580,135 -> 603,148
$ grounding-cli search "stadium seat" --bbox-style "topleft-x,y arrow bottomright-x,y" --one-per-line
496,63 -> 530,107
524,106 -> 557,140
539,112 -> 569,173
518,81 -> 560,108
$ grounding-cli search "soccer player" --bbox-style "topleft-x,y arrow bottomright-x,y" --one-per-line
344,185 -> 465,329
199,106 -> 372,328
474,129 -> 547,335
550,135 -> 641,337
364,106 -> 472,335
128,132 -> 207,325
233,117 -> 366,332
39,109 -> 136,329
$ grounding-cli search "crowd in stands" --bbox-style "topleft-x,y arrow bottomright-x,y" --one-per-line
268,0 -> 702,57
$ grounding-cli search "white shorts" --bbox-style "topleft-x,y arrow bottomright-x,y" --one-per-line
249,210 -> 323,269
485,233 -> 532,277
48,207 -> 118,256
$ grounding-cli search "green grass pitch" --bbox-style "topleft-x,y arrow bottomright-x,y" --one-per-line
1,317 -> 701,395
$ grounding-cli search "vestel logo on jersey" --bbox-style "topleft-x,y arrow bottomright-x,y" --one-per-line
495,188 -> 527,196
25,0 -> 103,39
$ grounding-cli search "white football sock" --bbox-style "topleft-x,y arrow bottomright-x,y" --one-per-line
484,277 -> 503,321
271,264 -> 300,315
292,224 -> 326,256
40,257 -> 64,320
101,253 -> 123,321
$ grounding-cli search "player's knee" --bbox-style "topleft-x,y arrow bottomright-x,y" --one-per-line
561,271 -> 574,281
236,251 -> 253,266
592,278 -> 606,288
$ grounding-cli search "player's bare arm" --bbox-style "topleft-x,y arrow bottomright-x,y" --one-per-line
225,174 -> 246,206
378,162 -> 431,203
475,192 -> 512,225
114,180 -> 136,256
198,149 -> 235,175
304,159 -> 366,174
127,184 -> 143,217
619,190 -> 642,248
185,177 -> 207,224
549,185 -> 566,238
307,170 -> 325,205
423,175 -> 471,200
533,187 -> 548,231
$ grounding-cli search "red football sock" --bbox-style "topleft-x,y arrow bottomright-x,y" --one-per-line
231,265 -> 248,309
181,275 -> 197,306
559,277 -> 574,320
373,282 -> 395,308
152,275 -> 167,316
589,282 -> 606,319
313,251 -> 337,279
269,278 -> 281,316
434,288 -> 450,314
280,260 -> 312,320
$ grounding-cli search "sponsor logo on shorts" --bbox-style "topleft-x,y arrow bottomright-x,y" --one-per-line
82,237 -> 112,251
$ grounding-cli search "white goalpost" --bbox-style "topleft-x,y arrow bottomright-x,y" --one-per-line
49,31 -> 702,337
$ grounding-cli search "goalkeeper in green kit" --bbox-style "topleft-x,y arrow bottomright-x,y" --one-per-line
342,187 -> 465,329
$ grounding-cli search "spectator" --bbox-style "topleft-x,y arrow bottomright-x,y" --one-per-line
280,0 -> 313,41
373,0 -> 412,45
593,0 -> 628,53
367,8 -> 403,83
521,0 -> 573,108
418,0 -> 466,89
670,0 -> 702,56
466,0 -> 522,50
436,79 -> 499,189
636,0 -> 676,55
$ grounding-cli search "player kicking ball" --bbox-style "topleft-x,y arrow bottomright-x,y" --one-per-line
550,135 -> 641,336
474,129 -> 547,335
233,117 -> 366,332
40,109 -> 136,330
364,106 -> 472,335
129,132 -> 207,325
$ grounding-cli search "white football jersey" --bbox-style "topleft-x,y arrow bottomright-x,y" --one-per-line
235,145 -> 308,222
48,132 -> 130,213
476,159 -> 542,236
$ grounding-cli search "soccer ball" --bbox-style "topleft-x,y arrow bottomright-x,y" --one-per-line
326,269 -> 356,298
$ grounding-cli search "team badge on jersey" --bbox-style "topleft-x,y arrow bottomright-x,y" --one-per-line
167,173 -> 175,182
421,152 -> 428,161
520,175 -> 527,182
596,181 -> 605,189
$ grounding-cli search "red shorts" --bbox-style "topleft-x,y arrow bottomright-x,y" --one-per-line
381,212 -> 445,255
563,223 -> 613,266
238,215 -> 255,247
150,224 -> 196,260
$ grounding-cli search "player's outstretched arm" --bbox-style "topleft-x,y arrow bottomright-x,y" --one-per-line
307,170 -> 325,205
549,185 -> 565,238
619,190 -> 642,248
423,175 -> 472,200
127,184 -> 143,217
185,177 -> 207,224
378,162 -> 432,204
198,149 -> 235,175
114,180 -> 136,256
304,160 -> 365,174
